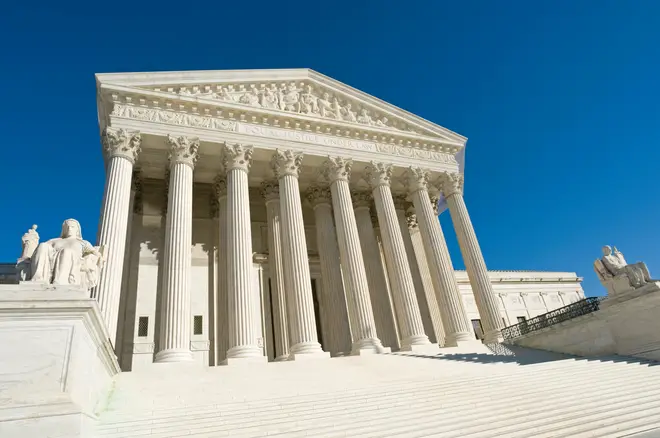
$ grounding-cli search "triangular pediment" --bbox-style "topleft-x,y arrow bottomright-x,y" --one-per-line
96,69 -> 466,146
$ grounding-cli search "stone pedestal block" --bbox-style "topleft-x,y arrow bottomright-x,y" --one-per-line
0,284 -> 121,438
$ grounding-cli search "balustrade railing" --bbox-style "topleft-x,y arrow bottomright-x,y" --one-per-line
501,297 -> 604,340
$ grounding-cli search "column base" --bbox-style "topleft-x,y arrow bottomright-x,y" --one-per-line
289,341 -> 325,355
351,346 -> 392,355
274,355 -> 290,362
226,345 -> 263,359
443,331 -> 476,347
483,330 -> 504,344
222,356 -> 268,366
400,343 -> 440,354
400,334 -> 433,350
289,351 -> 331,361
154,349 -> 194,363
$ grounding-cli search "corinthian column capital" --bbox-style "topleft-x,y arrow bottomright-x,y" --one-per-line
438,172 -> 464,198
306,185 -> 332,207
322,157 -> 352,183
404,167 -> 431,193
351,190 -> 372,209
223,143 -> 253,172
167,135 -> 199,168
261,180 -> 280,202
102,127 -> 141,163
213,174 -> 227,199
364,162 -> 393,188
405,210 -> 418,230
271,149 -> 304,178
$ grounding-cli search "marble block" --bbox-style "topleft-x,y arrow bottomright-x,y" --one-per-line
0,284 -> 120,438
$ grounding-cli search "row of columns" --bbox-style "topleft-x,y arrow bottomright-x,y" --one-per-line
92,127 -> 504,365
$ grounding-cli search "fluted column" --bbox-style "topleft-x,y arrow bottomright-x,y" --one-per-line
365,163 -> 433,351
262,180 -> 290,361
322,157 -> 387,354
223,144 -> 263,361
405,167 -> 473,346
393,198 -> 437,344
214,176 -> 229,364
307,186 -> 352,356
155,135 -> 198,362
352,191 -> 399,351
408,212 -> 446,346
439,172 -> 504,343
271,150 -> 327,358
92,128 -> 141,347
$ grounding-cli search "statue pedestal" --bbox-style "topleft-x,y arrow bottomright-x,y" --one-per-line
601,281 -> 660,309
0,283 -> 120,438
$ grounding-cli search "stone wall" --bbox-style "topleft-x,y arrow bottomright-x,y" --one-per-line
508,285 -> 660,361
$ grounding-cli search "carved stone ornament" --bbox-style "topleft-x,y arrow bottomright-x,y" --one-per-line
271,149 -> 303,179
213,175 -> 228,199
16,224 -> 40,281
306,185 -> 332,207
370,208 -> 379,228
429,193 -> 441,216
404,167 -> 430,193
351,190 -> 372,209
223,143 -> 253,172
364,162 -> 393,188
438,172 -> 464,198
322,157 -> 352,183
594,245 -> 656,295
162,168 -> 170,215
261,180 -> 280,202
25,219 -> 106,291
405,210 -> 418,229
167,135 -> 200,168
164,81 -> 422,134
102,127 -> 141,163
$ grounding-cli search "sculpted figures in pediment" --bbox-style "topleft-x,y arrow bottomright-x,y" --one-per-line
300,85 -> 318,115
357,108 -> 374,125
239,88 -> 261,107
341,103 -> 357,122
280,83 -> 301,112
260,85 -> 279,109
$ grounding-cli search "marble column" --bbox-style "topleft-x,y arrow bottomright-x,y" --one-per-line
408,212 -> 446,346
271,150 -> 327,358
155,135 -> 198,363
307,187 -> 352,356
438,172 -> 504,343
352,191 -> 399,351
92,128 -> 141,347
406,167 -> 473,346
261,180 -> 290,361
392,199 -> 437,344
322,157 -> 387,354
307,186 -> 352,356
224,144 -> 263,360
214,176 -> 229,364
365,163 -> 433,351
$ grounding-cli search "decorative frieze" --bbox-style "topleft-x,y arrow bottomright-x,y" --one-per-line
102,127 -> 141,163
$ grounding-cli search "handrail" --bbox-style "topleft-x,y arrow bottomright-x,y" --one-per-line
501,296 -> 604,340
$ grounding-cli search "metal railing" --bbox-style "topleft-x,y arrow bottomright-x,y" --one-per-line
501,297 -> 605,340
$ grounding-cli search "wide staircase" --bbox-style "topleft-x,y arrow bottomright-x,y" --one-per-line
96,345 -> 660,437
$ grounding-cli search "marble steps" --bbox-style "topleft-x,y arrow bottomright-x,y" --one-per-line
262,375 -> 660,438
100,357 -> 611,418
96,358 -> 660,437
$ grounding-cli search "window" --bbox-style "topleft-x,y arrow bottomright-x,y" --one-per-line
138,316 -> 148,337
193,315 -> 203,335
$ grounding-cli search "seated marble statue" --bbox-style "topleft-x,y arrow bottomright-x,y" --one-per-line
594,245 -> 652,295
29,219 -> 105,290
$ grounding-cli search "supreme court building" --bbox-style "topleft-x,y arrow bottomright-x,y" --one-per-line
92,69 -> 585,370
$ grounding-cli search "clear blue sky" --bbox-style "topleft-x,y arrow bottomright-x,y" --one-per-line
1,1 -> 658,297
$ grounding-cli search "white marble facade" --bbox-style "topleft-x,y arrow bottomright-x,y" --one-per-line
84,69 -> 586,370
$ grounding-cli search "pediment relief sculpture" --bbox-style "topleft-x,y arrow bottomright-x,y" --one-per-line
19,219 -> 106,290
594,245 -> 654,295
154,81 -> 425,135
